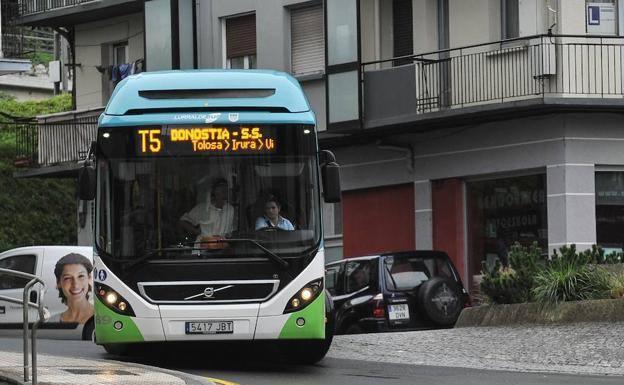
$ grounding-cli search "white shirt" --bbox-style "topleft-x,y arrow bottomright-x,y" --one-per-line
181,200 -> 235,239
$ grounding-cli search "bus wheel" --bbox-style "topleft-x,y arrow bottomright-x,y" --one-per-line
281,338 -> 332,365
103,343 -> 130,356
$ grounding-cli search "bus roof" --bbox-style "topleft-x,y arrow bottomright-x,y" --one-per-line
104,70 -> 312,116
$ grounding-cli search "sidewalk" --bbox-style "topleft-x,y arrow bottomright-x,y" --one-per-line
0,350 -> 216,385
328,322 -> 624,376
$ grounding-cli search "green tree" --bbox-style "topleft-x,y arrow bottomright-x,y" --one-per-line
0,94 -> 76,252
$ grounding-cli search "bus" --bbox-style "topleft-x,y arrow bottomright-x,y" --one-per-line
78,70 -> 341,364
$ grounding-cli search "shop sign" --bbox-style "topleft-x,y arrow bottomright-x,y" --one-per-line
596,190 -> 624,205
478,188 -> 545,210
587,2 -> 617,35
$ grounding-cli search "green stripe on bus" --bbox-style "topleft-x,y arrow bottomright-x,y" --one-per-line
94,297 -> 144,344
278,292 -> 325,339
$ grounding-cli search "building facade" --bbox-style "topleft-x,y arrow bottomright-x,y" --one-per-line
12,0 -> 624,296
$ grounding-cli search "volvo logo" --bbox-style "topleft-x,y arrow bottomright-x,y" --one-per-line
184,284 -> 234,301
203,287 -> 215,298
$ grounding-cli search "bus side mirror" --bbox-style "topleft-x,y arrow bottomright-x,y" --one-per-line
321,150 -> 341,203
78,164 -> 96,201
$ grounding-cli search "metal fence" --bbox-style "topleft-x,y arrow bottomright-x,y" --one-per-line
0,267 -> 46,385
361,34 -> 624,119
17,0 -> 97,16
12,109 -> 101,169
2,1 -> 54,58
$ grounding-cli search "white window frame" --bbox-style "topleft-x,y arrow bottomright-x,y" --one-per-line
113,42 -> 129,65
221,13 -> 257,69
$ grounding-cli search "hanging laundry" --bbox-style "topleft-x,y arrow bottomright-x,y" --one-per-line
118,63 -> 132,80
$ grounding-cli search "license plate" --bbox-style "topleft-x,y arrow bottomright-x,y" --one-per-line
185,321 -> 234,334
388,304 -> 410,321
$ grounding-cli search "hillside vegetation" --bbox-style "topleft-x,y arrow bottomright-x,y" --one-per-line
0,93 -> 77,252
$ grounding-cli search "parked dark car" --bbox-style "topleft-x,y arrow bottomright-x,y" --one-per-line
325,250 -> 469,334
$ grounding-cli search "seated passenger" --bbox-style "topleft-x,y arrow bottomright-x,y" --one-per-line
255,196 -> 295,231
179,178 -> 235,244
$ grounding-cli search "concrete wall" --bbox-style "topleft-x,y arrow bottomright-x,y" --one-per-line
195,0 -> 326,130
333,112 -> 624,254
0,85 -> 52,101
449,0 -> 501,48
74,13 -> 144,110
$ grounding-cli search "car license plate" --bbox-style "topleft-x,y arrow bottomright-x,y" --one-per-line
388,304 -> 410,321
185,321 -> 234,334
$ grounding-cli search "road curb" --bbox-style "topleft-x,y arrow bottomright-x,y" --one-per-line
456,298 -> 624,327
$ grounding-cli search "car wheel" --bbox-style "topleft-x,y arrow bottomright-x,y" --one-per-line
344,324 -> 364,334
82,318 -> 95,342
418,276 -> 463,326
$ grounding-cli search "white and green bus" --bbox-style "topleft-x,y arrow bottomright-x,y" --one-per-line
79,70 -> 341,363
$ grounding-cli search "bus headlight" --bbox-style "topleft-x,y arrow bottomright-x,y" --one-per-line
283,278 -> 323,314
95,283 -> 135,316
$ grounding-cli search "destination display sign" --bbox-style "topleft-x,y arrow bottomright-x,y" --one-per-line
136,126 -> 277,155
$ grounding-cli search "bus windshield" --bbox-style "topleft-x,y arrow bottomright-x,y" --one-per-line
95,124 -> 321,261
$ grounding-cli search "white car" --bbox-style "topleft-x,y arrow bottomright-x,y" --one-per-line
0,246 -> 94,340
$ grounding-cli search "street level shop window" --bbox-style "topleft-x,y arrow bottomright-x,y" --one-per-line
596,171 -> 624,253
467,174 -> 547,278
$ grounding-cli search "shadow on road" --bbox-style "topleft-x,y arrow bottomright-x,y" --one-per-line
108,341 -> 323,373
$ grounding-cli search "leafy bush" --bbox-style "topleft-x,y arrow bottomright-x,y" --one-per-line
0,93 -> 71,121
609,272 -> 624,299
532,245 -> 612,304
532,263 -> 611,304
480,242 -> 541,304
0,94 -> 76,252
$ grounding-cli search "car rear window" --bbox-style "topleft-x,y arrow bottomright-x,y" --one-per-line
383,255 -> 453,291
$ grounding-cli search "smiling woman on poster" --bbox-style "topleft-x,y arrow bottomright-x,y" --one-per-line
51,253 -> 94,324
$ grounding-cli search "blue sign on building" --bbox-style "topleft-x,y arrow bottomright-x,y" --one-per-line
588,5 -> 601,25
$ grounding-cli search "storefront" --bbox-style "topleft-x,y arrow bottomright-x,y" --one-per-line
596,171 -> 624,254
466,174 -> 548,280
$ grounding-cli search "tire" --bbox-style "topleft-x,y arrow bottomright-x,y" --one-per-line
103,343 -> 131,356
279,311 -> 334,365
418,276 -> 463,326
280,338 -> 332,365
344,323 -> 364,335
82,318 -> 95,342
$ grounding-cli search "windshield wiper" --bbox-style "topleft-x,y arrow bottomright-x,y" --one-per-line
218,238 -> 290,270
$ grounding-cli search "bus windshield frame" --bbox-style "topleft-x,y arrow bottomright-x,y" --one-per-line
95,124 -> 321,263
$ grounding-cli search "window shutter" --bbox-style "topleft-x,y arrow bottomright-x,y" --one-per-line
291,5 -> 324,76
226,14 -> 256,58
393,0 -> 413,61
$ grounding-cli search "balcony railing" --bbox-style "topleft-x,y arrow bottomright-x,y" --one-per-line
12,108 -> 102,169
17,0 -> 97,17
2,1 -> 53,58
361,34 -> 624,126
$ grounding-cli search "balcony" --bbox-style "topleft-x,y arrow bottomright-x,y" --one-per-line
12,108 -> 102,178
16,0 -> 142,27
361,34 -> 624,131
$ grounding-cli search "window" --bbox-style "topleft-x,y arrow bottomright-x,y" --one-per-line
291,5 -> 324,76
0,255 -> 36,290
325,264 -> 342,296
502,0 -> 519,39
225,14 -> 257,69
392,0 -> 413,66
345,260 -> 372,293
467,174 -> 547,275
113,42 -> 128,65
596,171 -> 624,252
586,0 -> 617,35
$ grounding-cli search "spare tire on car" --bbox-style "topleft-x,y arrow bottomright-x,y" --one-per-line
418,276 -> 463,326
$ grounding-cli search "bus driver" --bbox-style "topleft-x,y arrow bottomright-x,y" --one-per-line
179,178 -> 235,246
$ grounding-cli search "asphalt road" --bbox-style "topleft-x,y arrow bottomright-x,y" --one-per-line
2,337 -> 624,385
